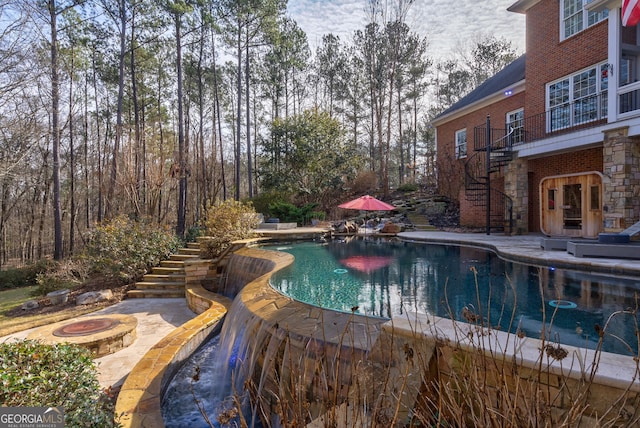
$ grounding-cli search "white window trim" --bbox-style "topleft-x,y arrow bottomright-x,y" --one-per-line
506,108 -> 524,145
560,0 -> 608,41
455,129 -> 467,159
545,62 -> 609,132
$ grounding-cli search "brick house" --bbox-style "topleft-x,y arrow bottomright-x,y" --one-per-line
432,0 -> 640,238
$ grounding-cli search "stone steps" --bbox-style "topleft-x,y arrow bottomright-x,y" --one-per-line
405,211 -> 438,231
160,260 -> 185,268
133,281 -> 185,290
127,289 -> 186,299
126,244 -> 202,299
168,253 -> 199,261
142,273 -> 186,282
178,247 -> 201,256
126,239 -> 249,299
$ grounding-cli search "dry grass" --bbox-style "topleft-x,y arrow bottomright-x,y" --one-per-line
188,269 -> 640,427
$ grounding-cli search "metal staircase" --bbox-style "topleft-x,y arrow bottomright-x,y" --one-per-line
464,119 -> 514,234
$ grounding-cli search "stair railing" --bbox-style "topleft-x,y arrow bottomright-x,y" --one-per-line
463,119 -> 515,234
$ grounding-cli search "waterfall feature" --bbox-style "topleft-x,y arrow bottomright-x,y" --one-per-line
162,246 -> 389,426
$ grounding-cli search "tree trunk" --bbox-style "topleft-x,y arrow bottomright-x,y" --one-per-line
69,48 -> 76,254
49,0 -> 63,260
397,81 -> 404,185
83,70 -> 90,228
245,31 -> 253,198
106,0 -> 127,219
175,12 -> 187,237
197,23 -> 207,214
211,32 -> 226,201
235,28 -> 242,201
92,52 -> 103,223
130,7 -> 142,218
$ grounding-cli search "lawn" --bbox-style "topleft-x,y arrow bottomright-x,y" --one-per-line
0,286 -> 38,317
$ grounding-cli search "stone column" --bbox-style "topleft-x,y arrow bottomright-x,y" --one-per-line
602,127 -> 640,231
504,156 -> 529,235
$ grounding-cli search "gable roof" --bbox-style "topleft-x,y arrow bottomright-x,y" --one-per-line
433,54 -> 526,124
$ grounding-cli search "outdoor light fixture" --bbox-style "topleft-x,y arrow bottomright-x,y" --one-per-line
504,89 -> 513,96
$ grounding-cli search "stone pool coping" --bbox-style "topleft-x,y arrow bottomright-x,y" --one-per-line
115,234 -> 640,427
391,312 -> 640,393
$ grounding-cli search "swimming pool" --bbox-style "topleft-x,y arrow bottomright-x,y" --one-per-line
267,237 -> 640,356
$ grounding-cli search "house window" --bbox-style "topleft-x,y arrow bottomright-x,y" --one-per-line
620,55 -> 636,86
506,109 -> 524,146
546,63 -> 608,131
590,185 -> 600,210
455,129 -> 466,159
561,0 -> 608,40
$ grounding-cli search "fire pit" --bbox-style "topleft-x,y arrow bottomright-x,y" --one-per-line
53,317 -> 120,337
27,314 -> 137,357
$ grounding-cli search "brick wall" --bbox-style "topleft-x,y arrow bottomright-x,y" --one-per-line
459,189 -> 485,228
525,0 -> 608,118
459,176 -> 506,229
436,92 -> 525,201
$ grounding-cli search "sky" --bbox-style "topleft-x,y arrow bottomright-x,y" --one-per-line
286,0 -> 526,61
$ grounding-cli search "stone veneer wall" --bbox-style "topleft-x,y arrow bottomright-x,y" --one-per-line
602,127 -> 640,231
222,250 -> 278,296
504,156 -> 529,235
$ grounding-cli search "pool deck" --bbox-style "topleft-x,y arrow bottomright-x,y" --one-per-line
399,231 -> 640,276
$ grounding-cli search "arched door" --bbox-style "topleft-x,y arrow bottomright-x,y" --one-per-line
540,172 -> 603,238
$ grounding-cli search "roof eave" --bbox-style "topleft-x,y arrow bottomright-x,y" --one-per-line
431,79 -> 526,127
507,0 -> 541,14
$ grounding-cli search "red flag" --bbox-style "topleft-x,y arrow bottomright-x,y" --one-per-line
622,0 -> 640,27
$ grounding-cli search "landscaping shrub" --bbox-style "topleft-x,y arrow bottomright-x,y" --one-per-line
266,201 -> 323,225
396,182 -> 419,193
0,340 -> 119,427
81,215 -> 181,282
185,225 -> 205,243
249,191 -> 291,215
201,200 -> 261,258
349,170 -> 378,195
31,258 -> 90,297
0,260 -> 58,291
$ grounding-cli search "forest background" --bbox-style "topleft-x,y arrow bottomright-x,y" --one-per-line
0,0 -> 518,266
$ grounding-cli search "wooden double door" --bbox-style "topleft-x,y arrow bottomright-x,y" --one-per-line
540,172 -> 603,238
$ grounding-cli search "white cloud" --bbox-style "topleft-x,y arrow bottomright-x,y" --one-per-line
287,0 -> 526,60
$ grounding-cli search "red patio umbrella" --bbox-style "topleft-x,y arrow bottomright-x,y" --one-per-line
338,195 -> 395,211
340,255 -> 394,273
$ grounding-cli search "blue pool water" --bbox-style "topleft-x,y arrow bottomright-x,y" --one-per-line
267,238 -> 640,356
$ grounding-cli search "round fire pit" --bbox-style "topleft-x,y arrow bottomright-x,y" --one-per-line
53,317 -> 120,337
27,314 -> 137,357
